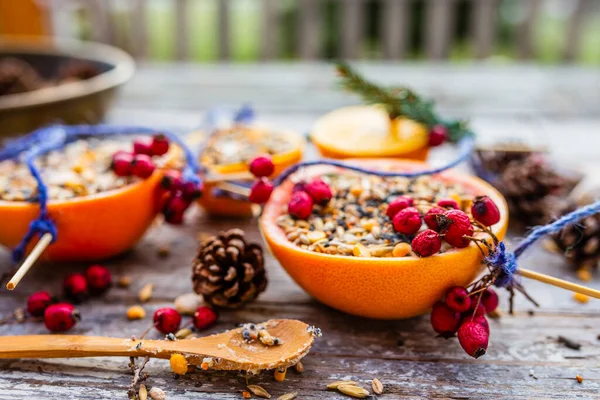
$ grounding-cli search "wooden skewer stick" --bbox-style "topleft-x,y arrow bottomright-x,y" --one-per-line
205,171 -> 254,184
517,268 -> 600,299
215,182 -> 251,197
6,232 -> 52,291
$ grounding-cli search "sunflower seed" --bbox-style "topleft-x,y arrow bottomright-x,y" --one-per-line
327,380 -> 357,389
277,393 -> 297,400
138,283 -> 154,302
247,385 -> 271,398
372,378 -> 384,394
139,384 -> 148,400
337,385 -> 370,399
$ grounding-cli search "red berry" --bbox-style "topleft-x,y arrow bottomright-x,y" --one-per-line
437,199 -> 459,209
160,170 -> 183,192
430,301 -> 461,337
248,178 -> 274,204
292,181 -> 307,193
481,287 -> 499,313
411,229 -> 442,257
153,308 -> 182,334
85,265 -> 112,294
471,195 -> 501,226
193,306 -> 218,330
182,180 -> 204,200
461,315 -> 490,335
305,179 -> 333,206
440,210 -> 473,248
131,154 -> 155,179
444,286 -> 471,313
467,302 -> 486,318
423,206 -> 446,231
111,151 -> 134,177
288,191 -> 314,220
249,156 -> 275,178
392,207 -> 422,235
163,193 -> 191,225
26,291 -> 53,317
63,273 -> 88,304
151,134 -> 170,156
386,196 -> 414,219
133,138 -> 153,156
44,303 -> 80,332
458,321 -> 489,358
428,124 -> 447,147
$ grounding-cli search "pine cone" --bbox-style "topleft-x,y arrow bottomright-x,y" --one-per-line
474,144 -> 535,176
553,202 -> 600,268
499,156 -> 575,226
0,58 -> 42,96
192,229 -> 267,308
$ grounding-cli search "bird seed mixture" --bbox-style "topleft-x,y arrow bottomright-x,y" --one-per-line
277,173 -> 473,257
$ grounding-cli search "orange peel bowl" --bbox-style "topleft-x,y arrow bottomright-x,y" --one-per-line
198,129 -> 304,218
0,171 -> 163,262
310,105 -> 430,161
260,159 -> 509,319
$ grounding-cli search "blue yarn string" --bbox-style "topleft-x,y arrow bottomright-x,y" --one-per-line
4,123 -> 202,263
490,200 -> 600,287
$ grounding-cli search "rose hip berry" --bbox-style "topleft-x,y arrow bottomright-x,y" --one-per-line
430,301 -> 461,337
193,306 -> 218,330
444,286 -> 471,313
471,195 -> 501,226
392,207 -> 422,235
26,291 -> 53,317
305,179 -> 333,206
151,134 -> 170,156
85,265 -> 112,294
163,193 -> 191,225
133,138 -> 153,156
469,302 -> 486,318
424,206 -> 445,231
428,124 -> 447,147
458,321 -> 489,358
481,287 -> 499,313
440,209 -> 473,248
461,315 -> 490,335
44,303 -> 80,332
63,273 -> 88,303
411,229 -> 442,257
288,191 -> 314,220
153,308 -> 182,334
181,180 -> 204,200
248,178 -> 274,204
249,156 -> 275,178
386,196 -> 414,219
437,199 -> 459,209
131,154 -> 155,179
160,170 -> 183,192
111,151 -> 134,177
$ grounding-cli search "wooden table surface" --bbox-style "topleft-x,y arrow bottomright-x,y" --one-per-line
1,63 -> 600,399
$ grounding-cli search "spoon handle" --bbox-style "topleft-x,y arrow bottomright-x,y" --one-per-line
0,335 -> 172,360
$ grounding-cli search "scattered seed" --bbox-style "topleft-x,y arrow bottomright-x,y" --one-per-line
247,384 -> 271,398
487,308 -> 503,319
157,245 -> 170,258
276,392 -> 297,400
242,391 -> 252,399
174,293 -> 203,315
353,243 -> 371,257
392,242 -> 411,257
576,268 -> 592,282
294,361 -> 304,373
13,308 -> 25,323
127,305 -> 146,320
118,276 -> 132,288
169,353 -> 188,375
557,335 -> 581,350
529,369 -> 538,380
576,374 -> 583,383
139,384 -> 148,400
327,380 -> 357,390
372,378 -> 383,395
274,368 -> 287,382
337,384 -> 370,399
149,387 -> 166,400
175,328 -> 193,339
139,283 -> 154,302
542,238 -> 560,253
573,292 -> 590,304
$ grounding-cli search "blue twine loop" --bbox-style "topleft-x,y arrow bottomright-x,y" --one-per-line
2,123 -> 203,264
487,200 -> 600,287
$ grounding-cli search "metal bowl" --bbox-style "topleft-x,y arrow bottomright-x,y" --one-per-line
0,37 -> 135,137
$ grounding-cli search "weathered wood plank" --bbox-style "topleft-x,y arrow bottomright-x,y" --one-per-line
381,0 -> 410,60
260,0 -> 279,61
175,0 -> 190,61
339,0 -> 365,59
471,0 -> 498,59
516,0 -> 542,60
297,0 -> 322,60
217,0 -> 231,61
562,0 -> 590,62
130,0 -> 149,60
424,0 -> 456,60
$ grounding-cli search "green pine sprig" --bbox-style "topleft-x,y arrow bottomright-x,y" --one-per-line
335,61 -> 472,143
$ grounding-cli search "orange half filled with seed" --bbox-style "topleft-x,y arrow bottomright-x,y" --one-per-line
260,159 -> 508,319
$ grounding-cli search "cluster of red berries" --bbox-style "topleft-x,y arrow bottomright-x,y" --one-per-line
247,156 -> 276,204
388,195 -> 501,257
152,306 -> 218,335
159,170 -> 204,224
112,134 -> 170,179
428,124 -> 448,147
25,265 -> 112,333
431,286 -> 499,358
287,178 -> 333,219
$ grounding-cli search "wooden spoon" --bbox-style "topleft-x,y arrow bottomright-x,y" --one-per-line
0,319 -> 316,372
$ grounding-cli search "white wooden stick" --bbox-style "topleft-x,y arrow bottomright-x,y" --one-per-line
517,268 -> 600,299
215,182 -> 251,197
205,171 -> 254,184
6,233 -> 53,291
